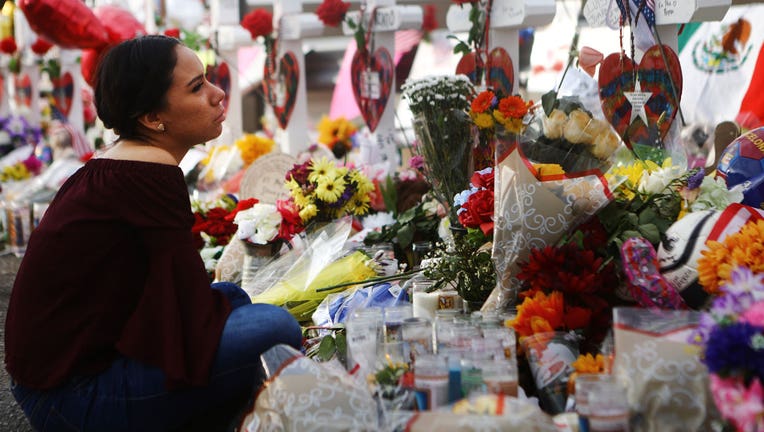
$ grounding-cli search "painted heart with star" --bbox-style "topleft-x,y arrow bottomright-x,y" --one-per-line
262,51 -> 299,129
456,47 -> 515,96
51,72 -> 74,118
598,44 -> 682,148
350,47 -> 393,133
14,74 -> 32,109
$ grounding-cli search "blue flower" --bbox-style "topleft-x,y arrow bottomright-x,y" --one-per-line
704,322 -> 764,381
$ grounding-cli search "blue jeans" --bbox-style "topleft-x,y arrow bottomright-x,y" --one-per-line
11,282 -> 302,431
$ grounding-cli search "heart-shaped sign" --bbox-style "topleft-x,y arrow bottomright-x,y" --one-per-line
0,74 -> 5,108
262,51 -> 299,129
350,47 -> 393,132
51,72 -> 74,118
456,47 -> 515,96
599,44 -> 682,148
206,62 -> 231,112
14,74 -> 32,109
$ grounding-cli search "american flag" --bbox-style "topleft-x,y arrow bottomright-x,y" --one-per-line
616,0 -> 656,28
52,120 -> 93,160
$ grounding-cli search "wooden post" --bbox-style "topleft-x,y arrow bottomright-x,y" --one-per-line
270,0 -> 324,155
343,1 -> 423,174
447,0 -> 555,94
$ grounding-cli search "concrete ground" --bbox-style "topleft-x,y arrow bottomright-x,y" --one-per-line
0,253 -> 33,431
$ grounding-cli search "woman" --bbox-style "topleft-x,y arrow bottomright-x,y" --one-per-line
4,35 -> 302,431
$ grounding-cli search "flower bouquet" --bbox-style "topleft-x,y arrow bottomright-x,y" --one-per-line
469,90 -> 534,171
401,75 -> 475,220
232,198 -> 304,290
285,157 -> 374,228
486,95 -> 619,312
694,265 -> 764,432
316,115 -> 358,160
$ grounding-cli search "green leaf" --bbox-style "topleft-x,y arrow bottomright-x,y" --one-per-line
381,175 -> 398,216
335,332 -> 347,363
397,223 -> 414,249
637,223 -> 661,246
541,90 -> 558,116
621,230 -> 642,242
638,207 -> 658,225
317,335 -> 336,362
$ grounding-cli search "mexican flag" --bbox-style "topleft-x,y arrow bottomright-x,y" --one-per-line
679,4 -> 764,130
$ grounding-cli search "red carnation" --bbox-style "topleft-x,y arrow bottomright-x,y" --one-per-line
470,168 -> 494,190
0,37 -> 17,55
316,0 -> 350,27
422,4 -> 438,33
457,189 -> 494,236
276,198 -> 304,241
30,38 -> 53,56
224,198 -> 259,221
164,28 -> 181,39
241,9 -> 274,40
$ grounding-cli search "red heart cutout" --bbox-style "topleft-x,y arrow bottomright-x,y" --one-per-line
455,47 -> 515,96
14,74 -> 32,108
206,62 -> 231,112
0,74 -> 5,108
262,51 -> 299,129
350,47 -> 393,132
599,44 -> 682,148
51,72 -> 74,118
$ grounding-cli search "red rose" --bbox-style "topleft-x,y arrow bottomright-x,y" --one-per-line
30,38 -> 53,56
241,9 -> 274,40
457,189 -> 494,236
0,37 -> 17,55
470,169 -> 494,190
422,4 -> 438,33
164,28 -> 181,39
315,0 -> 350,27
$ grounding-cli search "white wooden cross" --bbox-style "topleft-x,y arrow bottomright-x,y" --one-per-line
653,0 -> 731,52
269,0 -> 324,155
11,7 -> 40,127
210,0 -> 254,143
446,0 -> 556,94
342,0 -> 423,175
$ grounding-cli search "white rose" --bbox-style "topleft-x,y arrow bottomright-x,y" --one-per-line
234,204 -> 282,244
638,165 -> 685,195
543,109 -> 568,140
563,109 -> 593,144
590,130 -> 621,160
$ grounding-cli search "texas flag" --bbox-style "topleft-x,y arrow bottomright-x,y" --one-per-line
679,4 -> 764,130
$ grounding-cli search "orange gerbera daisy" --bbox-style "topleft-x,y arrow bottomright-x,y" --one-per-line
470,90 -> 495,114
510,290 -> 564,338
496,95 -> 531,119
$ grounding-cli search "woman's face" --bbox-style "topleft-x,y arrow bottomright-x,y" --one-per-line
157,45 -> 226,146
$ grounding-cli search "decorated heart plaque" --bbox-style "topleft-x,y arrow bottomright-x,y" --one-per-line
350,47 -> 393,133
51,72 -> 74,118
598,44 -> 682,148
456,47 -> 515,96
14,74 -> 32,109
262,51 -> 299,129
0,74 -> 5,108
206,62 -> 231,111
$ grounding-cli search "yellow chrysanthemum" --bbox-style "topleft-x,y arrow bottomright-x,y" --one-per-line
315,176 -> 346,203
472,112 -> 494,129
299,203 -> 318,222
349,193 -> 371,215
235,133 -> 274,167
348,170 -> 374,195
697,219 -> 764,294
492,111 -> 524,133
291,189 -> 310,208
317,115 -> 357,147
308,157 -> 338,183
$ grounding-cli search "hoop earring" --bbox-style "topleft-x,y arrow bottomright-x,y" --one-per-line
157,123 -> 165,132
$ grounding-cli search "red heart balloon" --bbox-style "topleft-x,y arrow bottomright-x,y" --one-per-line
262,52 -> 299,129
456,47 -> 515,96
93,5 -> 146,44
80,48 -> 105,88
14,74 -> 32,108
51,72 -> 73,118
598,44 -> 682,148
18,0 -> 110,49
350,47 -> 393,132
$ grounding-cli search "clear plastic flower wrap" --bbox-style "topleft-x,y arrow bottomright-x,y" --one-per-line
237,344 -> 378,432
248,218 -> 380,322
485,101 -> 624,311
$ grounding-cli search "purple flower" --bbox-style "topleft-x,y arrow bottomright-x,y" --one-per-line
710,290 -> 756,319
409,155 -> 424,170
723,266 -> 764,300
686,169 -> 705,190
704,322 -> 764,381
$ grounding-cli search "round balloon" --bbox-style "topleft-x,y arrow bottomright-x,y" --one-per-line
717,126 -> 764,186
18,0 -> 109,49
80,48 -> 105,88
93,5 -> 146,44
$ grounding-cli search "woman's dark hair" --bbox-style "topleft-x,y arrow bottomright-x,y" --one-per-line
94,35 -> 181,140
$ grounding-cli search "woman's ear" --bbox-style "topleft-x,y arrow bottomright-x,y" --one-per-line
137,112 -> 164,133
